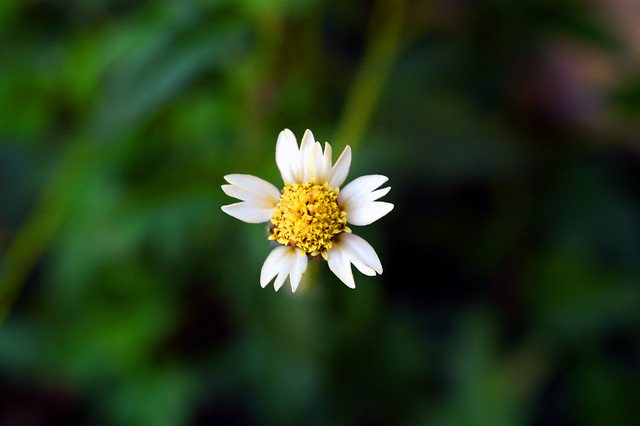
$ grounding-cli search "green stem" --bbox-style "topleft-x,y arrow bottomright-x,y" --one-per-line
299,257 -> 320,293
0,142 -> 100,327
334,0 -> 408,152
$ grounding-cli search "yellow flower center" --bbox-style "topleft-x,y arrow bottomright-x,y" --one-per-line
269,182 -> 350,257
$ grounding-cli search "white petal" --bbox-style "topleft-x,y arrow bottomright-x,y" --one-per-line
345,186 -> 392,212
223,174 -> 280,202
328,145 -> 351,189
274,250 -> 297,291
260,246 -> 291,287
327,245 -> 355,289
221,185 -> 277,207
306,142 -> 324,183
275,129 -> 299,184
221,202 -> 274,223
318,142 -> 333,184
356,186 -> 391,203
289,249 -> 308,292
299,129 -> 315,183
340,233 -> 383,274
346,201 -> 394,226
340,248 -> 376,276
338,175 -> 389,207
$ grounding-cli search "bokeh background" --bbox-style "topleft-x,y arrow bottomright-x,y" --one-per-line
1,0 -> 640,424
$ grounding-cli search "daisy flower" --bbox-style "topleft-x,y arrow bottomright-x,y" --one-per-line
221,129 -> 393,292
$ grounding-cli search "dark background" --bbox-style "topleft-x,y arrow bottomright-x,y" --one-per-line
1,0 -> 639,425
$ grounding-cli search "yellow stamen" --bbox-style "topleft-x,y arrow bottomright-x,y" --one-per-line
270,182 -> 347,257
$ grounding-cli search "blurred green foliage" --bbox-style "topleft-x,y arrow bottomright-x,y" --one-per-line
1,0 -> 639,425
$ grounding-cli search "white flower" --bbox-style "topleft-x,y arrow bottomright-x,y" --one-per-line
221,129 -> 393,291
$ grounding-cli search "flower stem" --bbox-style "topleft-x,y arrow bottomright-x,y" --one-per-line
300,257 -> 320,293
334,0 -> 408,152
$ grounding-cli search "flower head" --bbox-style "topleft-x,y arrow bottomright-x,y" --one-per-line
221,129 -> 393,291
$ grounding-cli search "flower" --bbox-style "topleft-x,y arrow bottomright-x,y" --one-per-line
221,129 -> 393,291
